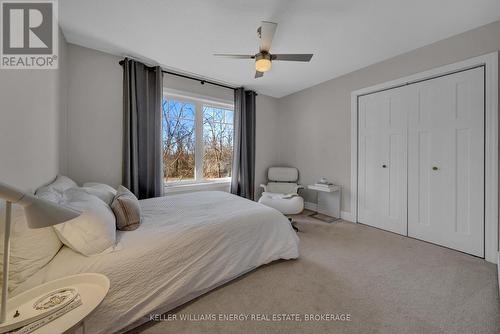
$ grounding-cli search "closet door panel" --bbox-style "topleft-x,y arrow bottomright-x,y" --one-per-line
407,67 -> 484,257
358,87 -> 408,235
358,95 -> 387,225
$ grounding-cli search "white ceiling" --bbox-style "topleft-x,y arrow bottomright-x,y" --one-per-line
60,0 -> 500,98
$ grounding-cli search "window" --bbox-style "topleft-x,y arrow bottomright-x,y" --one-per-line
203,105 -> 234,179
162,99 -> 196,182
162,92 -> 234,185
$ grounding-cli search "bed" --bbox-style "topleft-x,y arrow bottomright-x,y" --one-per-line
12,191 -> 299,334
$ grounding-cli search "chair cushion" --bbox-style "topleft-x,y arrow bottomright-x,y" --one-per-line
268,167 -> 298,182
266,182 -> 299,194
258,192 -> 304,215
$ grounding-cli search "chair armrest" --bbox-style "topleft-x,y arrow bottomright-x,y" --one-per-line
260,184 -> 267,192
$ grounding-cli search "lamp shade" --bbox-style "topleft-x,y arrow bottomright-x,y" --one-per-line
0,182 -> 80,229
255,52 -> 272,72
255,58 -> 271,72
20,194 -> 80,228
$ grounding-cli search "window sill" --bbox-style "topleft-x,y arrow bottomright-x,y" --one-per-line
164,180 -> 231,195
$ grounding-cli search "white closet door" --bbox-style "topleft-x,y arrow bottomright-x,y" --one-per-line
407,67 -> 484,257
358,86 -> 408,235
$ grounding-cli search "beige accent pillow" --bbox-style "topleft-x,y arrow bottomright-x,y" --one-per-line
111,186 -> 141,231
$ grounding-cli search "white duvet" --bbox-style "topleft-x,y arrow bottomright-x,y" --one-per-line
13,191 -> 299,334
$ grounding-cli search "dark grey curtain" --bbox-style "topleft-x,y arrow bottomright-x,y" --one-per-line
122,58 -> 163,199
231,88 -> 256,200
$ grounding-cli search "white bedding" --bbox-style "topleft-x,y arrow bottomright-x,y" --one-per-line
13,191 -> 299,334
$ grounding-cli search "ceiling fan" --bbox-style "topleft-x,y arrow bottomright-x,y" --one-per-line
214,21 -> 313,78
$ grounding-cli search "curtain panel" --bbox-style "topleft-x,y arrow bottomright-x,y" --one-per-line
122,58 -> 163,199
231,88 -> 256,200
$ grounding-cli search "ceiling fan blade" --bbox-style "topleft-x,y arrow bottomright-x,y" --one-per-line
213,54 -> 255,59
258,21 -> 277,52
272,54 -> 313,62
255,71 -> 264,78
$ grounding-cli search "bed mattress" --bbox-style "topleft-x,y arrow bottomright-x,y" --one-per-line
13,191 -> 299,334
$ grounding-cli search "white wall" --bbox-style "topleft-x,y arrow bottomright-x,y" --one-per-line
255,95 -> 281,199
277,20 -> 500,216
58,30 -> 69,175
164,73 -> 233,102
66,44 -> 123,187
65,44 -> 280,193
0,29 -> 68,193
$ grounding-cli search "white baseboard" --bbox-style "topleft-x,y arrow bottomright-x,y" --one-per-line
340,211 -> 354,222
304,202 -> 354,222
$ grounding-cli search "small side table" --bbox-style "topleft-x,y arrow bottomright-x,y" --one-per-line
1,273 -> 109,334
307,184 -> 341,223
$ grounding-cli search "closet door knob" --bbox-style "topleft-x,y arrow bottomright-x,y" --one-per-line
432,166 -> 439,171
382,164 -> 387,168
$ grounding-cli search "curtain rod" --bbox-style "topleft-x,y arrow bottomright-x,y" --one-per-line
119,59 -> 237,91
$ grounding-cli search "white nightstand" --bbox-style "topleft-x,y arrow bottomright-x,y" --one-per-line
1,273 -> 109,334
307,184 -> 341,223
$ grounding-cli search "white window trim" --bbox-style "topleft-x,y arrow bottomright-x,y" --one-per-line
349,52 -> 498,263
164,178 -> 231,194
163,89 -> 235,188
164,88 -> 233,108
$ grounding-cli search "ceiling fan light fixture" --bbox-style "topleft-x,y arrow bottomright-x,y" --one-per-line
213,22 -> 313,78
255,53 -> 272,72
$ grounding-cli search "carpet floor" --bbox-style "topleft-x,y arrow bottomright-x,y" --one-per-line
129,213 -> 500,334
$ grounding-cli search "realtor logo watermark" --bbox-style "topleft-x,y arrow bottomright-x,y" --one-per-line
1,0 -> 58,69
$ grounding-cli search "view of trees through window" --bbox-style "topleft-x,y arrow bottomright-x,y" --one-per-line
162,99 -> 195,182
203,106 -> 234,179
162,96 -> 234,184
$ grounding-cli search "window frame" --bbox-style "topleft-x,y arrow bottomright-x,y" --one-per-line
163,89 -> 235,187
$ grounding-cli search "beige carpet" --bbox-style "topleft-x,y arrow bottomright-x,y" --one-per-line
129,214 -> 500,334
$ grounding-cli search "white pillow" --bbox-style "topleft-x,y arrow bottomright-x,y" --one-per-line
82,182 -> 117,193
53,188 -> 116,256
36,175 -> 78,203
81,183 -> 117,205
0,203 -> 63,292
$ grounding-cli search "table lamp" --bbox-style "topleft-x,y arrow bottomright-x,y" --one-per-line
0,182 -> 80,326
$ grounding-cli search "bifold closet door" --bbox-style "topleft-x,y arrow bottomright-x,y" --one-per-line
407,67 -> 484,257
357,86 -> 408,235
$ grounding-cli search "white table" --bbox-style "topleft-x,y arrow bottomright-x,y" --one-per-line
307,184 -> 341,223
1,273 -> 109,334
